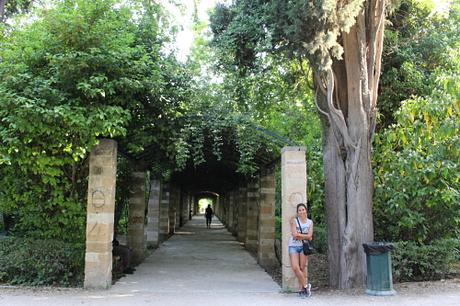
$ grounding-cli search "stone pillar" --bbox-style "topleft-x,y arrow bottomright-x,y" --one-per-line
232,191 -> 239,236
215,196 -> 220,219
175,188 -> 181,228
181,193 -> 189,225
84,139 -> 117,289
189,195 -> 194,220
193,196 -> 198,216
127,171 -> 146,266
258,168 -> 277,269
169,186 -> 177,235
146,179 -> 160,249
246,179 -> 259,254
219,193 -> 227,226
237,186 -> 247,242
228,191 -> 234,233
159,183 -> 170,242
281,147 -> 307,291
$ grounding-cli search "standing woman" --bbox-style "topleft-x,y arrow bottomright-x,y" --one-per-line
288,203 -> 314,297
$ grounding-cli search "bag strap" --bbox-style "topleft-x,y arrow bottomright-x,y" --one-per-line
296,217 -> 305,243
296,217 -> 303,233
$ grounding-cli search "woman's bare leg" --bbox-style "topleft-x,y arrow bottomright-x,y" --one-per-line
289,253 -> 306,290
299,253 -> 308,287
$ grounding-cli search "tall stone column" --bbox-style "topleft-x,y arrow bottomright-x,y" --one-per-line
194,196 -> 198,216
169,186 -> 177,235
189,195 -> 194,220
146,179 -> 160,249
175,188 -> 181,228
258,168 -> 277,269
227,190 -> 233,232
84,139 -> 117,289
159,183 -> 170,242
181,193 -> 189,225
232,191 -> 239,236
127,171 -> 147,266
281,147 -> 307,291
228,191 -> 235,233
246,179 -> 259,254
215,196 -> 220,219
222,194 -> 228,226
237,186 -> 247,242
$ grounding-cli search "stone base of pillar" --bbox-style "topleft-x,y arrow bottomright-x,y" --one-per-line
84,251 -> 113,289
159,233 -> 169,242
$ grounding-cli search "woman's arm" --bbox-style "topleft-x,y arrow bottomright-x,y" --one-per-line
301,223 -> 314,241
290,218 -> 302,240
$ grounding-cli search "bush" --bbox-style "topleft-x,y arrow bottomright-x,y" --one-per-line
391,239 -> 460,282
275,216 -> 281,240
373,72 -> 460,244
0,237 -> 84,286
312,224 -> 327,254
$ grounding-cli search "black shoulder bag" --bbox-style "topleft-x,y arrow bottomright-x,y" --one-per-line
296,217 -> 315,256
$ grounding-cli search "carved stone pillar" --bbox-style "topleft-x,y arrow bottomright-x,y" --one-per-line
169,186 -> 178,235
127,171 -> 147,265
281,147 -> 307,291
159,183 -> 170,242
258,168 -> 277,269
146,179 -> 160,248
246,179 -> 259,254
84,139 -> 117,289
237,186 -> 247,242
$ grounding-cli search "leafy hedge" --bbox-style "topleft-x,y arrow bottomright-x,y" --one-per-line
0,237 -> 84,286
391,239 -> 460,282
311,224 -> 327,254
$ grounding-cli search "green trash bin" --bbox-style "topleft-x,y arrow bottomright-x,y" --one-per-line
362,242 -> 396,296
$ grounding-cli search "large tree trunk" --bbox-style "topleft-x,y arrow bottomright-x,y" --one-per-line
315,0 -> 385,289
0,0 -> 7,22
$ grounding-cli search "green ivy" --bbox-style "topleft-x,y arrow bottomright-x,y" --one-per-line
0,237 -> 84,286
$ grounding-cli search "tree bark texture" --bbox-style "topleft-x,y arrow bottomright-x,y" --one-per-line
0,0 -> 7,22
315,0 -> 385,289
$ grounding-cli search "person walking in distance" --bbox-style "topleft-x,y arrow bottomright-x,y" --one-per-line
205,204 -> 213,228
288,203 -> 314,298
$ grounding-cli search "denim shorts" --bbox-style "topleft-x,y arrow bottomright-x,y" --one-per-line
288,245 -> 303,254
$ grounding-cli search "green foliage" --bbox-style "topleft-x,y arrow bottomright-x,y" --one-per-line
311,224 -> 328,254
275,215 -> 281,240
373,71 -> 460,243
173,105 -> 279,175
0,0 -> 189,241
210,0 -> 367,71
379,0 -> 460,128
391,239 -> 460,282
1,0 -> 34,21
0,237 -> 84,286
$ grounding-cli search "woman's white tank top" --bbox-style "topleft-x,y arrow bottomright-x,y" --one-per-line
288,218 -> 312,247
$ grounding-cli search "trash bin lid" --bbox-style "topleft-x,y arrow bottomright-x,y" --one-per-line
363,242 -> 394,255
